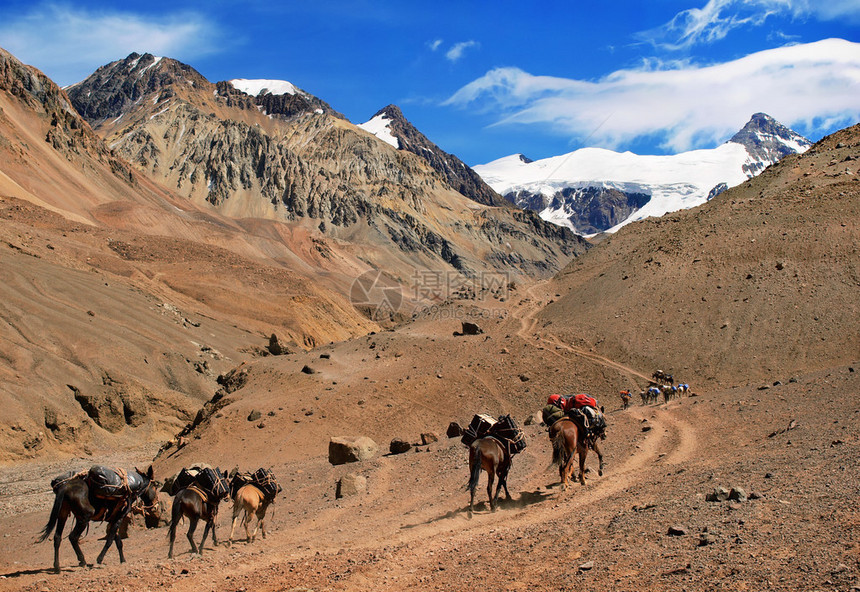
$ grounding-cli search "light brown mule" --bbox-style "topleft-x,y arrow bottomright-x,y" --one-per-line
549,419 -> 589,490
228,484 -> 273,544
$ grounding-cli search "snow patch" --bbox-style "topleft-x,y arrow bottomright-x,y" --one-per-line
230,78 -> 299,97
139,56 -> 163,76
358,114 -> 400,149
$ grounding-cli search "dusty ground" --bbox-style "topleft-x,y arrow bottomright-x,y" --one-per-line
0,287 -> 857,591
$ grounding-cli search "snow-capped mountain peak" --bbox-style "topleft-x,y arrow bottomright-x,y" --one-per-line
729,112 -> 813,176
229,78 -> 301,97
473,113 -> 811,235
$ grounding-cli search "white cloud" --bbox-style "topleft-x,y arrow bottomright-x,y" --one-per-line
644,0 -> 860,50
446,41 -> 478,62
428,39 -> 443,51
444,39 -> 860,152
0,3 -> 220,86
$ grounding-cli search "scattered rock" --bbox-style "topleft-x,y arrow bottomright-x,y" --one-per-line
247,409 -> 262,422
420,432 -> 438,445
578,561 -> 594,571
518,373 -> 530,382
320,353 -> 331,359
446,422 -> 463,438
667,525 -> 688,536
641,425 -> 652,432
389,438 -> 412,454
328,436 -> 379,465
706,487 -> 731,502
729,487 -> 748,502
757,384 -> 770,390
460,321 -> 483,335
698,533 -> 716,546
301,365 -> 316,374
336,474 -> 367,498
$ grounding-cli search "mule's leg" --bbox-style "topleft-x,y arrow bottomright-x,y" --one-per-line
486,469 -> 496,512
186,516 -> 200,554
68,507 -> 94,569
594,440 -> 605,476
257,505 -> 268,540
228,505 -> 241,546
52,509 -> 70,573
562,454 -> 573,491
96,516 -> 124,564
112,519 -> 126,564
210,514 -> 218,547
246,508 -> 255,542
198,520 -> 212,555
499,461 -> 513,500
578,445 -> 588,486
492,471 -> 503,507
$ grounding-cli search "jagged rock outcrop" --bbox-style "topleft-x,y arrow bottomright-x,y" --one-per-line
0,48 -> 135,180
505,186 -> 651,236
360,105 -> 509,207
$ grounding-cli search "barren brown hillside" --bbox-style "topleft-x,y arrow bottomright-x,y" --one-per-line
541,125 -> 860,389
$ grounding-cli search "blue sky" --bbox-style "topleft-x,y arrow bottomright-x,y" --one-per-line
1,0 -> 858,164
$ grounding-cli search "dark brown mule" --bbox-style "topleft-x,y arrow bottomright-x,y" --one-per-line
550,419 -> 589,490
467,436 -> 511,517
167,481 -> 228,558
38,466 -> 158,573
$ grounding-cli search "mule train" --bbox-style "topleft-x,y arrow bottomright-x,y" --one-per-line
40,464 -> 280,571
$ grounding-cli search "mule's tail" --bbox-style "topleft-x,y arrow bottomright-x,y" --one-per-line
167,496 -> 183,538
466,448 -> 483,493
551,430 -> 570,468
38,488 -> 64,543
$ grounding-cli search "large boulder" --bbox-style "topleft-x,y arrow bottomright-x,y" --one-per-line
328,436 -> 379,465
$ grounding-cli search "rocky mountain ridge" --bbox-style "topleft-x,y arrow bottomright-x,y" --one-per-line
68,54 -> 586,281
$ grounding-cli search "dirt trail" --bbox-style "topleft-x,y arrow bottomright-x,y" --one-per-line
511,281 -> 651,385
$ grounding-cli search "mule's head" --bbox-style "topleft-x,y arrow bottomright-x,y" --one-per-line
134,465 -> 155,483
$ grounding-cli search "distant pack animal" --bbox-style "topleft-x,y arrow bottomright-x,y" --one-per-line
652,370 -> 674,385
38,466 -> 158,573
467,436 -> 512,517
228,469 -> 281,544
168,467 -> 230,558
620,390 -> 632,410
662,385 -> 675,403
